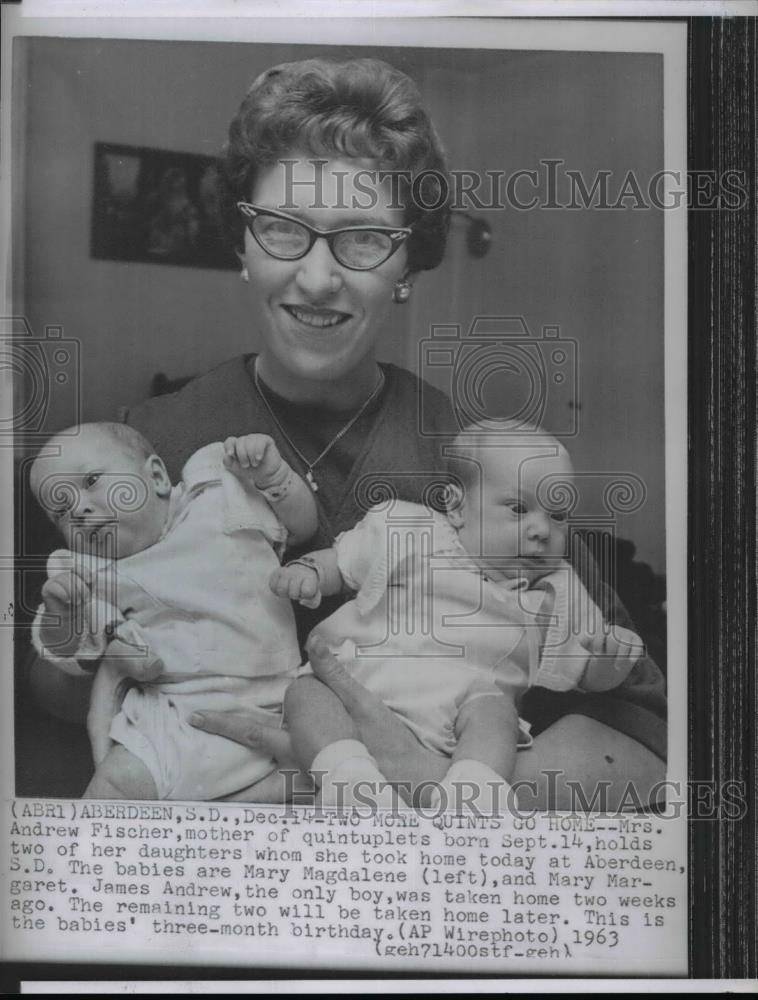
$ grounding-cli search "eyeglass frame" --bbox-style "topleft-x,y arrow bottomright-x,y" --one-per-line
237,202 -> 413,271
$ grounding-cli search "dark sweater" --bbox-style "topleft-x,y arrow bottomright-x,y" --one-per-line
125,353 -> 667,760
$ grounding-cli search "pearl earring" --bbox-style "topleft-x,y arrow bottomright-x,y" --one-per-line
240,267 -> 249,283
393,279 -> 411,304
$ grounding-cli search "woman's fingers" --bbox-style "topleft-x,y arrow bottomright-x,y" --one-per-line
306,633 -> 447,800
189,709 -> 293,763
220,768 -> 314,804
306,634 -> 373,715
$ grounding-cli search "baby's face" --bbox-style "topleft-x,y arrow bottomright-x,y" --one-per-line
455,443 -> 573,583
31,431 -> 169,560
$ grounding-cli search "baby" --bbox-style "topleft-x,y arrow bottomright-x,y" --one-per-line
274,421 -> 644,812
30,422 -> 317,801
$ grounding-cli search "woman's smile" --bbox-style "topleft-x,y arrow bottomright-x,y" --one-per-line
281,303 -> 352,331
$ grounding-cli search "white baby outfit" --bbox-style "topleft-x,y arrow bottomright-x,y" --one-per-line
33,443 -> 301,800
312,501 -> 640,758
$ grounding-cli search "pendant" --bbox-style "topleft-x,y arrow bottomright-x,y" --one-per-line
306,469 -> 319,493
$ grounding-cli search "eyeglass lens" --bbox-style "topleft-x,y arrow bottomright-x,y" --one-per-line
252,214 -> 395,269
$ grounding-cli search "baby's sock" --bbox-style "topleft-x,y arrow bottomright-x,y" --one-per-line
429,759 -> 515,815
310,739 -> 399,810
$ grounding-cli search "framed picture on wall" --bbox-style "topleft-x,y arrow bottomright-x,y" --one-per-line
91,142 -> 238,270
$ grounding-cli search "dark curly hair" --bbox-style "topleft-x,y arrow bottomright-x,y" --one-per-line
218,57 -> 451,274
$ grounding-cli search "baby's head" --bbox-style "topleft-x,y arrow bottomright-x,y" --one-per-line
30,422 -> 172,559
446,419 -> 574,583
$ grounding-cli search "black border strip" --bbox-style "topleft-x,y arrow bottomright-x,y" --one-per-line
687,14 -> 757,981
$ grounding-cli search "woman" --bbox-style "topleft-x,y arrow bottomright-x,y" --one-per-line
125,57 -> 666,808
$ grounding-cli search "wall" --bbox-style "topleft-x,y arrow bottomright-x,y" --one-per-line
16,38 -> 666,574
405,49 -> 666,575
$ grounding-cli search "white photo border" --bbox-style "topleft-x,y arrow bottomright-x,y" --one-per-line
1,5 -> 702,987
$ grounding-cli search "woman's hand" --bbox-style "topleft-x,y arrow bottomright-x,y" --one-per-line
189,703 -> 313,803
302,636 -> 448,804
190,704 -> 298,768
189,636 -> 448,806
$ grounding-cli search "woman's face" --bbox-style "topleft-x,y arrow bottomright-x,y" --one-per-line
241,156 -> 408,388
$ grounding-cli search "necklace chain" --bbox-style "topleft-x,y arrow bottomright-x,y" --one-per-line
253,361 -> 386,493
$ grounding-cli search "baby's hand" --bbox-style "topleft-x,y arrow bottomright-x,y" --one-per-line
580,627 -> 644,692
42,568 -> 89,610
270,563 -> 321,606
223,434 -> 282,485
40,570 -> 91,654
